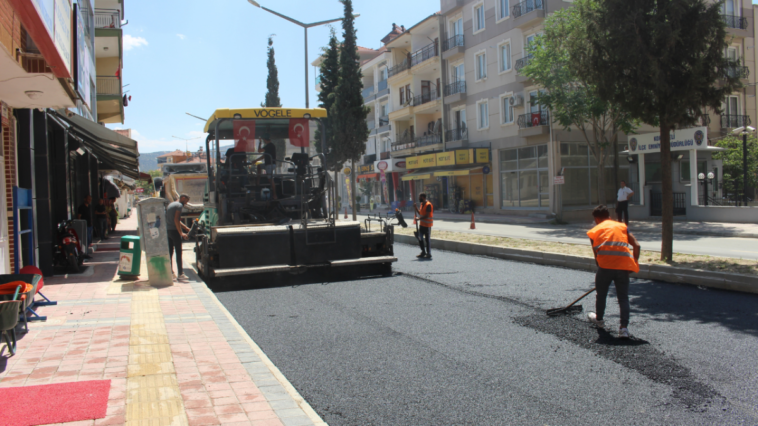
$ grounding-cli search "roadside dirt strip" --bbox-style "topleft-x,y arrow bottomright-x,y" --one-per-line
394,234 -> 758,294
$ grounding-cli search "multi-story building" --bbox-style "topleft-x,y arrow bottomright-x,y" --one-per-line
94,0 -> 125,123
437,0 -> 756,221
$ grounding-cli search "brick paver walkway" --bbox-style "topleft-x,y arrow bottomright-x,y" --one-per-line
0,215 -> 325,426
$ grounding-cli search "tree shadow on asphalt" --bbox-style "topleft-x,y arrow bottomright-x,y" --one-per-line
627,280 -> 758,337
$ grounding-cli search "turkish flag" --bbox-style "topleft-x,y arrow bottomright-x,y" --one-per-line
233,120 -> 256,152
288,118 -> 309,148
531,113 -> 541,127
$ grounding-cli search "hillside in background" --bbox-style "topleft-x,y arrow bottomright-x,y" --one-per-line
139,151 -> 169,172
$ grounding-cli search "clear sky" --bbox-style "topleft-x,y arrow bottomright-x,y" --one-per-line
111,0 -> 439,155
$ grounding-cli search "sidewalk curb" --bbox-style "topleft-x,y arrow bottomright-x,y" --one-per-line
564,223 -> 758,239
395,234 -> 758,294
183,262 -> 328,426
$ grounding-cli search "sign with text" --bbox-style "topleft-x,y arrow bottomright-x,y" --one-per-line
628,127 -> 707,154
359,164 -> 374,173
455,150 -> 470,164
476,149 -> 490,163
554,176 -> 565,185
418,153 -> 437,168
436,151 -> 455,166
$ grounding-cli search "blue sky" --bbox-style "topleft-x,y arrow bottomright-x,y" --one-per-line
111,0 -> 439,154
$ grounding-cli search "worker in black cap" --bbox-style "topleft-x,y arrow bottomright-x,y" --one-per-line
254,134 -> 277,199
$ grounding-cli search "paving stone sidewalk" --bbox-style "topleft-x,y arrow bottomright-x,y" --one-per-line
0,215 -> 326,426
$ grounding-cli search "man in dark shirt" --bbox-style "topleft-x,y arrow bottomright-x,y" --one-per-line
77,195 -> 93,258
94,198 -> 108,240
256,134 -> 277,199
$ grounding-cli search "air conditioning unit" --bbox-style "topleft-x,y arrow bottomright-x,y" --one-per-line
509,96 -> 524,107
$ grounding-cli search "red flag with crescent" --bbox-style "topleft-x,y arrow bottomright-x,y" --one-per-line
233,120 -> 256,152
288,118 -> 309,147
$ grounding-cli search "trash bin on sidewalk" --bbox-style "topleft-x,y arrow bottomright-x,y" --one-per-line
117,236 -> 141,277
136,198 -> 173,286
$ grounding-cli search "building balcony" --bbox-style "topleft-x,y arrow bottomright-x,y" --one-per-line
517,111 -> 550,137
515,56 -> 530,73
367,120 -> 376,130
388,61 -> 410,81
95,9 -> 121,29
362,85 -> 376,103
441,0 -> 464,15
97,76 -> 121,96
721,64 -> 749,80
375,79 -> 390,99
412,90 -> 440,107
378,79 -> 388,92
444,81 -> 466,104
315,74 -> 322,92
445,127 -> 468,142
723,14 -> 749,30
442,35 -> 464,60
96,76 -> 124,124
410,41 -> 439,68
390,133 -> 442,154
380,151 -> 391,160
721,114 -> 751,129
512,0 -> 545,29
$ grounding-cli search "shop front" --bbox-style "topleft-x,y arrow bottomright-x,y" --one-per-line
355,163 -> 379,207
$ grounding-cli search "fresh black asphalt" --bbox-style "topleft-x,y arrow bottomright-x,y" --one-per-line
212,243 -> 758,426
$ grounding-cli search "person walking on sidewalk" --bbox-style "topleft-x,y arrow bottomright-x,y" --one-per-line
77,195 -> 93,259
586,205 -> 640,339
616,181 -> 634,226
94,198 -> 108,240
414,193 -> 433,259
167,194 -> 191,281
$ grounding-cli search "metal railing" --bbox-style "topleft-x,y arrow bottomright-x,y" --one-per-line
721,64 -> 749,79
96,76 -> 121,95
512,0 -> 544,19
515,56 -> 531,73
650,192 -> 686,216
380,151 -> 390,160
444,81 -> 466,96
378,79 -> 388,91
416,133 -> 442,147
94,9 -> 120,29
721,114 -> 751,128
362,86 -> 375,99
443,35 -> 464,51
517,111 -> 549,128
722,14 -> 749,30
446,128 -> 468,142
379,115 -> 390,126
388,61 -> 409,78
410,41 -> 439,67
412,89 -> 439,106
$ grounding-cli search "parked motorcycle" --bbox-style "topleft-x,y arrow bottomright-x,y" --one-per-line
53,220 -> 85,273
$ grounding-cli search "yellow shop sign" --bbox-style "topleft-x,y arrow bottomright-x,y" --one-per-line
455,150 -> 470,164
406,157 -> 420,168
418,153 -> 437,168
436,151 -> 455,166
476,148 -> 490,163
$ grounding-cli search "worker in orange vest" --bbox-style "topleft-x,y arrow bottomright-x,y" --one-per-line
414,193 -> 433,259
586,205 -> 640,339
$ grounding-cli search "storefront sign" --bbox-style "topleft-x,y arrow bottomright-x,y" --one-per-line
359,164 -> 374,173
455,150 -> 470,164
406,157 -> 419,168
554,176 -> 565,185
436,151 -> 455,166
53,0 -> 71,74
395,161 -> 406,168
74,3 -> 93,108
418,153 -> 437,168
628,127 -> 707,154
376,161 -> 388,171
343,167 -> 351,175
483,166 -> 490,175
476,149 -> 490,163
345,177 -> 352,202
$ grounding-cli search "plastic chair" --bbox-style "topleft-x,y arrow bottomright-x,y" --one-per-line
0,286 -> 23,356
19,266 -> 57,307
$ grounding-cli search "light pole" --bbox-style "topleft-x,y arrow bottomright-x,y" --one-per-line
731,125 -> 755,206
247,1 -> 357,109
697,172 -> 714,206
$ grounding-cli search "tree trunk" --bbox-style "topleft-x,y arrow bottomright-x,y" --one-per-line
351,159 -> 357,221
659,123 -> 674,262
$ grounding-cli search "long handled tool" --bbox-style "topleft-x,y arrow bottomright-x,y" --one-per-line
546,287 -> 596,316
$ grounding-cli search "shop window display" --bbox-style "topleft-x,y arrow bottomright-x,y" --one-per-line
499,145 -> 550,208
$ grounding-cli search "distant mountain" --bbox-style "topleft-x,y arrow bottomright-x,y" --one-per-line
138,151 -> 169,172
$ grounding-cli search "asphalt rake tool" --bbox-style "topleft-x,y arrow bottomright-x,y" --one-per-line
546,287 -> 596,316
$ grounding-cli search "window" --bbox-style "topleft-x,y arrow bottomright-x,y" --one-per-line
399,87 -> 405,105
499,42 -> 511,72
474,3 -> 485,33
380,103 -> 388,117
498,0 -> 510,20
477,100 -> 489,129
499,145 -> 550,208
560,142 -> 629,206
452,17 -> 463,36
453,63 -> 465,82
476,52 -> 487,80
501,95 -> 514,124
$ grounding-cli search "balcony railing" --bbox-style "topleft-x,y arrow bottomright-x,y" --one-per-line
721,64 -> 749,79
416,133 -> 442,147
379,115 -> 390,126
722,14 -> 749,30
380,151 -> 391,160
94,9 -> 120,29
412,89 -> 439,107
410,41 -> 439,67
362,86 -> 375,99
445,128 -> 468,142
363,153 -> 377,165
388,61 -> 409,78
444,81 -> 466,96
721,114 -> 751,129
367,121 -> 376,130
443,35 -> 464,51
96,76 -> 121,95
517,111 -> 550,129
515,56 -> 531,73
378,79 -> 388,91
512,0 -> 544,19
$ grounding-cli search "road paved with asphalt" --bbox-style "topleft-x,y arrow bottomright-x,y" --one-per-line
357,214 -> 758,260
212,243 -> 758,426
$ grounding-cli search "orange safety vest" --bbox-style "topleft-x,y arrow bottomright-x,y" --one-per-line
419,201 -> 433,228
586,220 -> 639,273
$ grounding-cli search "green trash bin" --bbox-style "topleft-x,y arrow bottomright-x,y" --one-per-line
118,235 -> 141,277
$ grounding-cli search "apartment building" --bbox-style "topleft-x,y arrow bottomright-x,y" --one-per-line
438,0 -> 756,221
94,0 -> 125,123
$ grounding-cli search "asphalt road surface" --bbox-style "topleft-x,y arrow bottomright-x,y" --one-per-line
212,244 -> 758,426
357,214 -> 758,260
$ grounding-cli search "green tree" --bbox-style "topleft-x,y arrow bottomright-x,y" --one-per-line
262,36 -> 281,108
520,3 -> 636,206
330,0 -> 369,220
582,0 -> 742,261
315,27 -> 342,171
713,135 -> 758,202
136,170 -> 161,195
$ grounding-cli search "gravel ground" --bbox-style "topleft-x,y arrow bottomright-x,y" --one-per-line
212,243 -> 758,426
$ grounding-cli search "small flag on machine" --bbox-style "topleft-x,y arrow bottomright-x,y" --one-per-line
233,120 -> 256,152
288,118 -> 309,147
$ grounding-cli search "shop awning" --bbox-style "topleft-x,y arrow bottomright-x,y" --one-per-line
356,173 -> 379,180
433,166 -> 484,177
401,172 -> 432,181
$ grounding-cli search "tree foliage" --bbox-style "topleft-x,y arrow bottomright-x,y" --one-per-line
582,0 -> 742,261
520,2 -> 637,204
262,36 -> 281,108
315,28 -> 342,171
713,135 -> 758,201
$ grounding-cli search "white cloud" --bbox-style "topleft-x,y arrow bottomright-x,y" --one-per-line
176,34 -> 186,40
124,35 -> 148,51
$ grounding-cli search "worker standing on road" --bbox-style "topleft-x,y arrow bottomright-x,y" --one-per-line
616,180 -> 634,226
414,193 -> 433,259
167,194 -> 192,282
586,205 -> 640,339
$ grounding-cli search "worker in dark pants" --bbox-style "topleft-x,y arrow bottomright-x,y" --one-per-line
414,193 -> 433,259
586,205 -> 640,339
167,194 -> 191,282
616,181 -> 634,226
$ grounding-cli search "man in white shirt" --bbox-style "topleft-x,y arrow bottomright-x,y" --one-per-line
616,181 -> 634,225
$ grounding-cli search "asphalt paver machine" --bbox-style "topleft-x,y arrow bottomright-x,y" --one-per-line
194,108 -> 397,280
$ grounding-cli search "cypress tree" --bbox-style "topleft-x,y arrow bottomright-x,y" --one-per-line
315,28 -> 342,171
331,0 -> 369,220
262,36 -> 282,108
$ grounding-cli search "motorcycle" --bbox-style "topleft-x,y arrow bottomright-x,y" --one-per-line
53,220 -> 85,273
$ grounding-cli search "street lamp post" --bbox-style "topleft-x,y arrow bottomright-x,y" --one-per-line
247,1 -> 356,109
731,125 -> 755,206
697,172 -> 714,206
